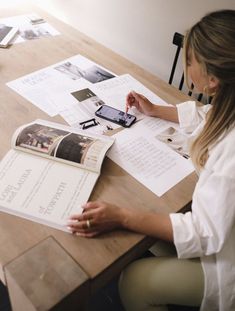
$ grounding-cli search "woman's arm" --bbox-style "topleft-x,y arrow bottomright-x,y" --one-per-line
67,201 -> 174,241
126,90 -> 179,123
122,205 -> 173,241
152,105 -> 179,123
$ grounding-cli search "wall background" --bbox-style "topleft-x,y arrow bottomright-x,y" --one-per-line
1,0 -> 235,86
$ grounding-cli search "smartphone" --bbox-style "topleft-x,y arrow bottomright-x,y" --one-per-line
95,105 -> 136,128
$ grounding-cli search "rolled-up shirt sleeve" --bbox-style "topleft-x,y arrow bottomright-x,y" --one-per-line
170,212 -> 202,258
176,101 -> 212,134
170,171 -> 235,259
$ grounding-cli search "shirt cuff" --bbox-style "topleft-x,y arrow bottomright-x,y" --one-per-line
170,212 -> 202,258
176,101 -> 200,133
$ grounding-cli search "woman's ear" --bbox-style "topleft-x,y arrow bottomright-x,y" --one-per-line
208,75 -> 219,93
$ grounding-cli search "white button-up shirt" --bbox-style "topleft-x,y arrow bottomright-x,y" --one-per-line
170,101 -> 235,311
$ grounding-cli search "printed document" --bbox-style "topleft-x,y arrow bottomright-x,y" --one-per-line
6,52 -> 194,197
7,54 -> 116,117
108,116 -> 194,196
0,120 -> 114,232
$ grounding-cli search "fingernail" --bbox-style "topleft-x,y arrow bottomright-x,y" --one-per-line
68,219 -> 79,223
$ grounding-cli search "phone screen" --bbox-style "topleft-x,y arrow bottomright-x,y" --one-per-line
95,105 -> 136,127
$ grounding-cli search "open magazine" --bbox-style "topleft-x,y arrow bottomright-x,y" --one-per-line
0,120 -> 114,232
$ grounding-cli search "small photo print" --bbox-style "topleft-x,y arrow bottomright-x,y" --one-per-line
155,127 -> 190,159
16,124 -> 68,154
71,88 -> 115,133
71,88 -> 104,108
83,65 -> 115,83
54,61 -> 115,83
19,26 -> 51,40
54,62 -> 84,80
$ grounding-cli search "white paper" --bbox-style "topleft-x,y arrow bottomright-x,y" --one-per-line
7,54 -> 117,117
108,118 -> 194,196
94,74 -> 168,113
0,119 -> 114,231
60,74 -> 170,134
0,150 -> 98,231
0,13 -> 60,44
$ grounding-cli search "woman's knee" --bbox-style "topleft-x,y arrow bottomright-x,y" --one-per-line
118,256 -> 204,310
119,258 -> 154,310
119,257 -> 169,310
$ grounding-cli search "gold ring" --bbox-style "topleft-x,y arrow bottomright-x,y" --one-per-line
86,219 -> 91,229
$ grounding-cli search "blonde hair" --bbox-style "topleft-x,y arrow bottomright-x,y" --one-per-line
183,10 -> 235,170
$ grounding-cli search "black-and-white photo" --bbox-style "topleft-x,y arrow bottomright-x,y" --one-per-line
83,65 -> 115,83
54,61 -> 115,83
155,127 -> 189,159
19,26 -> 51,40
54,62 -> 84,80
71,88 -> 104,108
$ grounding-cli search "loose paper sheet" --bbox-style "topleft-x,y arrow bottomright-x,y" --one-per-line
60,73 -> 169,134
7,54 -> 116,117
0,13 -> 60,43
108,117 -> 194,196
7,52 -> 194,197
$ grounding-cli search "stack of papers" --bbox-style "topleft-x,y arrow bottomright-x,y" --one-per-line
7,54 -> 194,197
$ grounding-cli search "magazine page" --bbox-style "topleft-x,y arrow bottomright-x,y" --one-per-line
0,149 -> 98,232
12,119 -> 114,173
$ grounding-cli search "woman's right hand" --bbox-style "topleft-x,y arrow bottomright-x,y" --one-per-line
126,90 -> 155,116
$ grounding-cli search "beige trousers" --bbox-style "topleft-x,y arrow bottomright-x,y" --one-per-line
119,242 -> 204,311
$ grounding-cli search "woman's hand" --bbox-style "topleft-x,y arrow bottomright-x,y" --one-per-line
67,201 -> 126,237
67,201 -> 173,241
126,90 -> 179,123
126,90 -> 156,116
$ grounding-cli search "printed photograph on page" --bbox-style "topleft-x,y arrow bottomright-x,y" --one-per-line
70,87 -> 117,134
19,25 -> 51,40
54,61 -> 115,83
14,122 -> 113,170
155,127 -> 189,159
15,123 -> 68,154
0,14 -> 60,44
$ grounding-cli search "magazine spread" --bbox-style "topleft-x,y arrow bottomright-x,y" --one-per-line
0,120 -> 114,232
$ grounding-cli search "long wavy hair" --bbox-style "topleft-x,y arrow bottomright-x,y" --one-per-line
183,10 -> 235,170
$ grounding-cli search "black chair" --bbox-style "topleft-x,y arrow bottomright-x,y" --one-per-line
169,32 -> 203,102
0,281 -> 11,311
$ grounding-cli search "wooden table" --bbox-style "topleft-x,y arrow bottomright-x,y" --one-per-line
0,4 -> 198,310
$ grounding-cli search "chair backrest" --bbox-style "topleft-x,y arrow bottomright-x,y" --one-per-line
169,32 -> 203,102
168,32 -> 184,87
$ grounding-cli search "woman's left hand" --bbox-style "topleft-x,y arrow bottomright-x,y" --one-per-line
67,201 -> 125,237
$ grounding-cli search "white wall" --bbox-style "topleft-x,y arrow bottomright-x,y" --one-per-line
1,0 -> 235,85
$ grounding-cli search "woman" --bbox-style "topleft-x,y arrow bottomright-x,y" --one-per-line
67,10 -> 235,310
